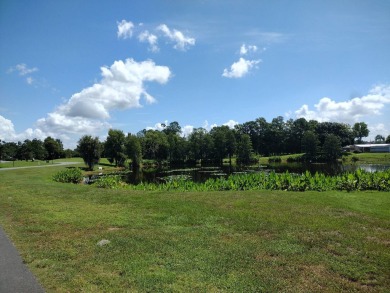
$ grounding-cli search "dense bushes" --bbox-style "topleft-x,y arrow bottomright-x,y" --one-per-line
94,169 -> 390,192
53,168 -> 83,184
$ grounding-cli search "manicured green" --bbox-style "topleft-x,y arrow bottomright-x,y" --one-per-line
0,166 -> 389,292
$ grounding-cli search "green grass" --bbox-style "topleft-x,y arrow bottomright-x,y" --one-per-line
259,152 -> 390,165
0,166 -> 389,292
343,152 -> 390,164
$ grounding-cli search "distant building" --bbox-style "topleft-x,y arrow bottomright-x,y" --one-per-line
343,144 -> 390,153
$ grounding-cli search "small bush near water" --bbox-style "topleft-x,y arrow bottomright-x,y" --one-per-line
53,168 -> 83,184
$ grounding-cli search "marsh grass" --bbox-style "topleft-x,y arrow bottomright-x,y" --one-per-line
0,166 -> 389,292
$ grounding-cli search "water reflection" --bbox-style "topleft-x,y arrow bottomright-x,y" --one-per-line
123,163 -> 390,184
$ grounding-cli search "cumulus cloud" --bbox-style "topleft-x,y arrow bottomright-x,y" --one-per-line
146,121 -> 168,131
223,119 -> 239,128
0,115 -> 46,142
295,84 -> 390,124
157,24 -> 195,51
56,58 -> 171,120
181,125 -> 194,137
117,20 -> 134,39
222,57 -> 261,78
138,30 -> 159,52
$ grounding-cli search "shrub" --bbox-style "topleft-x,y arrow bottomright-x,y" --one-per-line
94,175 -> 123,189
53,168 -> 83,184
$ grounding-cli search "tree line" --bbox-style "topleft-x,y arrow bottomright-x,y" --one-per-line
0,137 -> 70,162
1,117 -> 389,169
77,118 -> 389,170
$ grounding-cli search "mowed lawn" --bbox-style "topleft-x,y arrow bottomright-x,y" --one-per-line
0,165 -> 389,292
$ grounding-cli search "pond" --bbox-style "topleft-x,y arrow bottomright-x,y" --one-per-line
121,163 -> 390,185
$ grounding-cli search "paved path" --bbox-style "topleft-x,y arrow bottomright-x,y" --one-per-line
0,161 -> 79,171
0,226 -> 45,292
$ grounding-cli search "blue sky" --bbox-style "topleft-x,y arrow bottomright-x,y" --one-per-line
1,0 -> 389,148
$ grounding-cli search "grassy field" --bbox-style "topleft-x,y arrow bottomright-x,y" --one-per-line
258,152 -> 390,164
0,164 -> 389,292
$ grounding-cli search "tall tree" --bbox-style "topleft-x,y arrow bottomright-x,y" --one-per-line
301,131 -> 319,160
210,126 -> 232,165
374,134 -> 385,143
141,130 -> 169,162
322,134 -> 342,161
236,134 -> 254,165
105,129 -> 127,166
163,121 -> 182,136
188,128 -> 213,163
353,122 -> 369,143
77,135 -> 102,170
125,134 -> 142,168
44,137 -> 63,160
386,135 -> 390,143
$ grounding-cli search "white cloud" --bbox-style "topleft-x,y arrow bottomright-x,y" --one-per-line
0,115 -> 47,142
146,120 -> 168,131
0,115 -> 15,140
157,24 -> 195,51
295,84 -> 390,124
138,30 -> 159,52
223,119 -> 239,129
181,125 -> 194,137
8,63 -> 38,76
222,57 -> 261,78
240,44 -> 258,55
117,20 -> 134,39
56,58 -> 171,120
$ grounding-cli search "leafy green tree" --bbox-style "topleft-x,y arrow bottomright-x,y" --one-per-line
77,135 -> 102,170
188,128 -> 213,163
301,131 -> 319,160
285,118 -> 310,154
386,135 -> 390,143
105,129 -> 127,166
236,134 -> 254,165
0,141 -> 18,160
30,139 -> 46,160
322,134 -> 342,161
141,130 -> 169,162
353,122 -> 369,143
210,126 -> 232,165
167,133 -> 188,164
125,134 -> 142,168
316,122 -> 353,147
162,121 -> 182,136
17,140 -> 33,161
44,137 -> 63,160
268,116 -> 286,155
375,134 -> 385,143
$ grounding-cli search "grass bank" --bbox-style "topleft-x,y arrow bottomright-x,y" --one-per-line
0,166 -> 389,292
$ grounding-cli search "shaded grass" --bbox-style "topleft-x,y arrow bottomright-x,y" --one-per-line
0,166 -> 389,292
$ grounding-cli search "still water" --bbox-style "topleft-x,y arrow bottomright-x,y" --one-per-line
123,163 -> 390,185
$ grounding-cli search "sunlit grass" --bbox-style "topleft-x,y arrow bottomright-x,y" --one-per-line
0,166 -> 389,292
